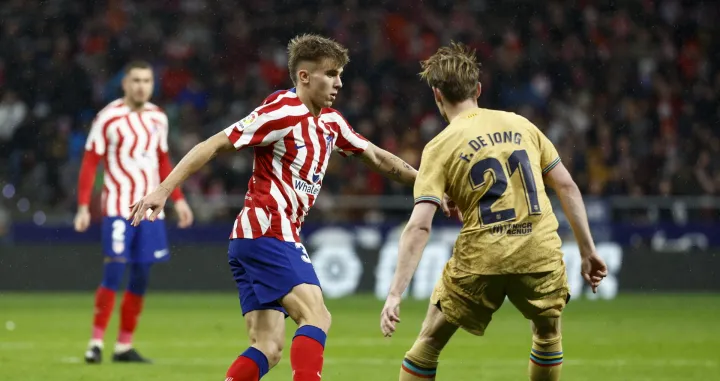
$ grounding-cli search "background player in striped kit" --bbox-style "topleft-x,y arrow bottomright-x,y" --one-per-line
128,34 -> 453,381
74,61 -> 194,364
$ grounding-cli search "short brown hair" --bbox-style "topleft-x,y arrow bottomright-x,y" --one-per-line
124,60 -> 152,74
287,34 -> 349,85
419,42 -> 480,104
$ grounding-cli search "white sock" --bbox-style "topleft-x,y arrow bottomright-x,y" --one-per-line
115,342 -> 133,353
88,339 -> 104,349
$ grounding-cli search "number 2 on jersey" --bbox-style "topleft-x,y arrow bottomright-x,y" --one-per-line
468,149 -> 541,226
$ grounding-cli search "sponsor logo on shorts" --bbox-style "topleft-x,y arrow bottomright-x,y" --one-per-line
490,222 -> 533,236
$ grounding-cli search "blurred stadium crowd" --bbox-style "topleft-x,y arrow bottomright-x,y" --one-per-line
1,0 -> 719,223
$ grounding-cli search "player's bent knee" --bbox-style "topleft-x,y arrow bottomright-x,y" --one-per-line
281,284 -> 332,332
531,317 -> 561,340
252,338 -> 284,367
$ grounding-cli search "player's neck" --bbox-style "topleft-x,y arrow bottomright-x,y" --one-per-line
295,88 -> 322,117
444,99 -> 478,123
122,97 -> 145,112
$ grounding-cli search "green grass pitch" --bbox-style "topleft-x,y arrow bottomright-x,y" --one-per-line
0,293 -> 718,380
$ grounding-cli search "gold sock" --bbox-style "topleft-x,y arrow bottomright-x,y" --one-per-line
528,335 -> 563,381
399,340 -> 441,380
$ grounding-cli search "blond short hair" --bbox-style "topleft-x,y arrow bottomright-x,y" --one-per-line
419,42 -> 480,104
287,34 -> 350,85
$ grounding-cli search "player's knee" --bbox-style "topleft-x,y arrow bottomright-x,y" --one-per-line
531,317 -> 561,341
100,260 -> 126,291
252,337 -> 284,367
282,284 -> 332,332
299,305 -> 331,332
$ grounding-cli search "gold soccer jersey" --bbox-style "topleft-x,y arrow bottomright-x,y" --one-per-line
415,108 -> 563,274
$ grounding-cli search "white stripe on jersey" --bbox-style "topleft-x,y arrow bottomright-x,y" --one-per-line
256,207 -> 271,235
239,207 -> 253,238
269,179 -> 295,241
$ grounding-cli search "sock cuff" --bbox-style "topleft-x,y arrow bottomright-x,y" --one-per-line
241,347 -> 270,378
293,325 -> 327,347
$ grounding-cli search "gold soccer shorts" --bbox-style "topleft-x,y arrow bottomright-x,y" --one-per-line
430,258 -> 569,336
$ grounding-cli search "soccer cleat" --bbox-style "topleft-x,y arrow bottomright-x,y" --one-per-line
85,345 -> 102,364
112,348 -> 152,363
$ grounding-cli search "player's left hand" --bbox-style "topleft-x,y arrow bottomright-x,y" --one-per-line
129,186 -> 171,226
380,293 -> 402,337
441,194 -> 461,221
173,199 -> 194,228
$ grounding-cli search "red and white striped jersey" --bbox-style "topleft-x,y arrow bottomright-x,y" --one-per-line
78,99 -> 184,219
225,89 -> 369,242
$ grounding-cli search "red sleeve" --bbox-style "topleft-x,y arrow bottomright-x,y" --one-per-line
157,149 -> 185,202
78,151 -> 102,206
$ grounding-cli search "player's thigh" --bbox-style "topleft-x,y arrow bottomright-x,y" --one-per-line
506,264 -> 570,323
227,243 -> 289,318
415,302 -> 459,351
101,217 -> 137,262
430,260 -> 506,336
132,219 -> 170,263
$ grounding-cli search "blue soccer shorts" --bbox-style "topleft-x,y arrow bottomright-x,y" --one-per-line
227,237 -> 321,316
101,217 -> 170,263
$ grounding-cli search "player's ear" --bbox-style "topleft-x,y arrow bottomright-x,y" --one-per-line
476,82 -> 482,99
297,69 -> 310,84
432,87 -> 443,105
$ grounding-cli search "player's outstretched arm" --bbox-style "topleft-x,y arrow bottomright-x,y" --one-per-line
129,131 -> 234,226
381,202 -> 437,337
358,143 -> 418,186
544,162 -> 608,292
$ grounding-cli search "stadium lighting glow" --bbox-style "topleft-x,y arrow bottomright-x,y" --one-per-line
2,184 -> 15,199
33,211 -> 47,226
17,198 -> 30,212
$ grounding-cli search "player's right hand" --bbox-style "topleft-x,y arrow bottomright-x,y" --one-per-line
74,208 -> 91,232
581,252 -> 608,293
129,186 -> 171,227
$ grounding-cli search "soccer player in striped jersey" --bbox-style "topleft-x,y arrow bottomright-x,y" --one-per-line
129,34 -> 451,381
74,61 -> 194,364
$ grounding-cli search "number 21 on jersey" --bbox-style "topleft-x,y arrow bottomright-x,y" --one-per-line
469,149 -> 541,226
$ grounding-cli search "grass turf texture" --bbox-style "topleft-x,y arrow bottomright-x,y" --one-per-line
0,293 -> 718,380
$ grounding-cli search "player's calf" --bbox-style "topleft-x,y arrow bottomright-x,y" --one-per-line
281,284 -> 332,381
85,258 -> 126,363
528,317 -> 563,381
400,303 -> 458,381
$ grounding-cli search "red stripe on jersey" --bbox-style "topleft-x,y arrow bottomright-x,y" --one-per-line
247,204 -> 262,237
135,114 -> 153,199
297,118 -> 314,181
